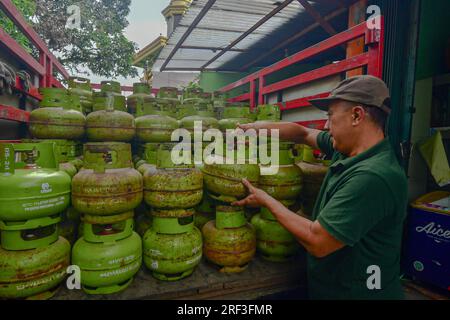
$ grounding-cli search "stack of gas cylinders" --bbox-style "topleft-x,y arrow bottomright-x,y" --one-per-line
0,79 -> 326,299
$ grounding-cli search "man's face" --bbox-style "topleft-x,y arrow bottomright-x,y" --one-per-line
324,101 -> 355,155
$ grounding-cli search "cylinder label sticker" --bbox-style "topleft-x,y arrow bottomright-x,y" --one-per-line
23,196 -> 66,212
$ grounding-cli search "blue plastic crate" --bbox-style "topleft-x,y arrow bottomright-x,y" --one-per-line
403,192 -> 450,291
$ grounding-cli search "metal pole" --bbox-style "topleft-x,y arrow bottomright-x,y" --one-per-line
160,0 -> 217,71
200,0 -> 296,70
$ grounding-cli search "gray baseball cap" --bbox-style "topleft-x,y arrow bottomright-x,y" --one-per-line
309,75 -> 392,114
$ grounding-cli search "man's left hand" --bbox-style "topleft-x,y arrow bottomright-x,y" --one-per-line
232,179 -> 275,208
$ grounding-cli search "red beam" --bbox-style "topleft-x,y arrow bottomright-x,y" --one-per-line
277,92 -> 330,111
262,53 -> 370,95
228,93 -> 250,103
14,76 -> 42,100
49,77 -> 64,88
258,76 -> 265,105
366,16 -> 384,78
240,7 -> 348,72
0,27 -> 45,75
0,0 -> 69,79
249,80 -> 256,109
220,20 -> 370,93
0,105 -> 30,122
260,21 -> 368,77
220,74 -> 257,93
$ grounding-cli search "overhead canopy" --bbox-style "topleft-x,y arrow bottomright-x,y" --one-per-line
154,0 -> 355,72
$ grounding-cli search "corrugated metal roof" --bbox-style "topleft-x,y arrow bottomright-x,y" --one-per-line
153,0 -> 308,72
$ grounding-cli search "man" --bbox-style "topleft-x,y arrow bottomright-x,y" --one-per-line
234,75 -> 408,300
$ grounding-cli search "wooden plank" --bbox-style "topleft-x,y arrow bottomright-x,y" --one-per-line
53,255 -> 306,300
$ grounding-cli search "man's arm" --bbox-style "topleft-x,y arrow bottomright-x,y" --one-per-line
239,122 -> 322,149
265,199 -> 345,258
233,180 -> 345,258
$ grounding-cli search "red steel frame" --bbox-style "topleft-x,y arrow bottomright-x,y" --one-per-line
0,0 -> 69,87
220,18 -> 385,129
0,0 -> 70,123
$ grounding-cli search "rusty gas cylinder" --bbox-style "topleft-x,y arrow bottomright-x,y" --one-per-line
203,206 -> 256,273
71,142 -> 143,216
143,143 -> 203,210
86,95 -> 135,142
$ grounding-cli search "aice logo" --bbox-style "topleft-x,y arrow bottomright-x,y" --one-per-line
40,183 -> 52,194
416,222 -> 450,241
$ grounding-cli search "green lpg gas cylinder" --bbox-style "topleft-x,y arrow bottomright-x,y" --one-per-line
93,81 -> 127,112
101,80 -> 122,95
212,91 -> 228,120
0,214 -> 60,251
135,210 -> 153,237
178,98 -> 202,120
86,96 -> 136,142
71,143 -> 143,216
143,143 -> 203,210
219,103 -> 253,132
256,104 -> 281,122
194,192 -> 216,230
157,98 -> 179,119
143,216 -> 202,281
0,143 -> 71,221
203,206 -> 256,273
21,139 -> 81,177
135,110 -> 179,143
68,77 -> 93,114
72,213 -> 142,295
0,237 -> 70,299
157,87 -> 178,99
58,162 -> 77,178
259,142 -> 303,201
297,161 -> 329,217
59,207 -> 81,245
22,139 -> 82,164
136,143 -> 159,175
182,87 -> 203,100
29,89 -> 85,140
136,97 -> 176,118
251,207 -> 299,262
135,96 -> 160,117
180,102 -> 219,135
69,157 -> 84,171
202,143 -> 260,204
93,92 -> 127,112
127,83 -> 152,116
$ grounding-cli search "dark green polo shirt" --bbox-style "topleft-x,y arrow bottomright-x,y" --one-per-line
307,132 -> 408,300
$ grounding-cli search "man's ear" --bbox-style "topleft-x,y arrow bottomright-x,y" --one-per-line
351,106 -> 365,124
